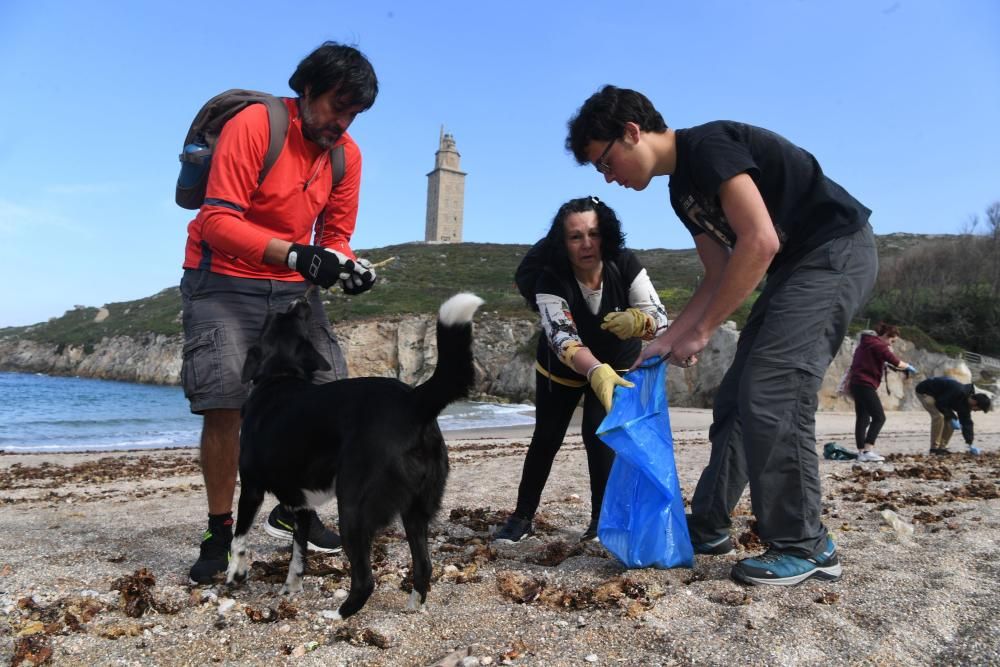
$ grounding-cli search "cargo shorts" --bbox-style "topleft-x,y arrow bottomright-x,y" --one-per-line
179,269 -> 347,414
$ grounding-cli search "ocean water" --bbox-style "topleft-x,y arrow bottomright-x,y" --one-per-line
0,372 -> 535,454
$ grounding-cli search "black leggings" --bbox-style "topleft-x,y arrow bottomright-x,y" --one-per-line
850,383 -> 886,450
513,372 -> 614,522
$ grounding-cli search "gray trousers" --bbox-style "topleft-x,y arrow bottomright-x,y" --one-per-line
687,224 -> 878,556
180,269 -> 348,413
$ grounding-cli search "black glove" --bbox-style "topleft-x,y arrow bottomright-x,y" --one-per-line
286,243 -> 353,289
340,258 -> 377,295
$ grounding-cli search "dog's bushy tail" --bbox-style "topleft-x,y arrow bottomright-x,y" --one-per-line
414,293 -> 485,419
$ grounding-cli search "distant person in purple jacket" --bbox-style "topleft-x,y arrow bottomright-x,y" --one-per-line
846,323 -> 917,462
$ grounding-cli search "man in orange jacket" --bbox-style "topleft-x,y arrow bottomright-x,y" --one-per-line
181,42 -> 378,584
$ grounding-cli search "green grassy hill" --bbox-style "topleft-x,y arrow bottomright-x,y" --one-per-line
0,234 -> 954,349
0,242 -> 707,348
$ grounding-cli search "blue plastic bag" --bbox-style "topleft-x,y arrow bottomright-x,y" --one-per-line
596,358 -> 693,569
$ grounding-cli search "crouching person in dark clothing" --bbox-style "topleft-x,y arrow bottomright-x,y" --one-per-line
915,377 -> 991,455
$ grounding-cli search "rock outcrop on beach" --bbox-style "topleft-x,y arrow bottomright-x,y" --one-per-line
0,314 -> 983,409
0,315 -> 543,401
0,333 -> 183,385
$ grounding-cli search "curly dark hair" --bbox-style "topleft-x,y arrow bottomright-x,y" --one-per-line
565,85 -> 667,164
543,196 -> 627,274
289,41 -> 378,110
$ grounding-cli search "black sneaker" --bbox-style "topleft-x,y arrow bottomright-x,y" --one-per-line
264,505 -> 342,553
692,533 -> 736,556
493,515 -> 534,543
189,526 -> 232,585
929,448 -> 952,456
579,517 -> 599,543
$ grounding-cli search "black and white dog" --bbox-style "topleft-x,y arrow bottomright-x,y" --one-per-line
226,292 -> 484,619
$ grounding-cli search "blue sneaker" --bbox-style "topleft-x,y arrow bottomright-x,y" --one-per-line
731,536 -> 841,586
692,533 -> 736,556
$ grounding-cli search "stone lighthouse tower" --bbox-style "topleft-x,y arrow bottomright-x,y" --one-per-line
425,127 -> 466,243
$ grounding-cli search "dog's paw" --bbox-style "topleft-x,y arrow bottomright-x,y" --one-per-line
406,590 -> 428,613
225,562 -> 247,585
280,580 -> 304,596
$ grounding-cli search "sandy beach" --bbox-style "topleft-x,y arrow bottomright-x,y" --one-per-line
1,407 -> 998,666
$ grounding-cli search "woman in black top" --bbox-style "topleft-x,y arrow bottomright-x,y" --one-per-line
494,197 -> 669,543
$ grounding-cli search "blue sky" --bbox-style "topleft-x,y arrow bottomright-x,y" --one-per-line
1,1 -> 998,327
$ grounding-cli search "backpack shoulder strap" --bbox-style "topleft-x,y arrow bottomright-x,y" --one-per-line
259,96 -> 289,186
329,144 -> 346,187
311,144 -> 349,245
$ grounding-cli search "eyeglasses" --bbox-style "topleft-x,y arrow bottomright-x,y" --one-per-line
594,139 -> 616,174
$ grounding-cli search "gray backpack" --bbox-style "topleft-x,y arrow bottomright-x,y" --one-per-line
175,89 -> 345,210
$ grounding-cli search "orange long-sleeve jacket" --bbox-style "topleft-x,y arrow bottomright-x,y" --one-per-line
182,97 -> 361,279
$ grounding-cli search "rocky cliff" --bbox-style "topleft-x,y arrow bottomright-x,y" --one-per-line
0,313 -> 983,410
0,315 -> 541,402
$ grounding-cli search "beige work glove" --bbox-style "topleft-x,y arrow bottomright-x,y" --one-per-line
601,308 -> 651,340
587,363 -> 634,412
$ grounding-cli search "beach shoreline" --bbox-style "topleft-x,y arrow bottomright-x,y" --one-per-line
2,408 -> 998,666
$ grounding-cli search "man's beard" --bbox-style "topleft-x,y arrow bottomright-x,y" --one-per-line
301,102 -> 344,149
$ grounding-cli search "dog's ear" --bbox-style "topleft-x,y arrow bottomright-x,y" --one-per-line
242,345 -> 264,383
296,339 -> 332,374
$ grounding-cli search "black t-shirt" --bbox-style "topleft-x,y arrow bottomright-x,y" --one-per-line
534,250 -> 642,380
669,121 -> 871,270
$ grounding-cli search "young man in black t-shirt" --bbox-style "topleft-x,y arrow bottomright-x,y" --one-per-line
566,85 -> 879,586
